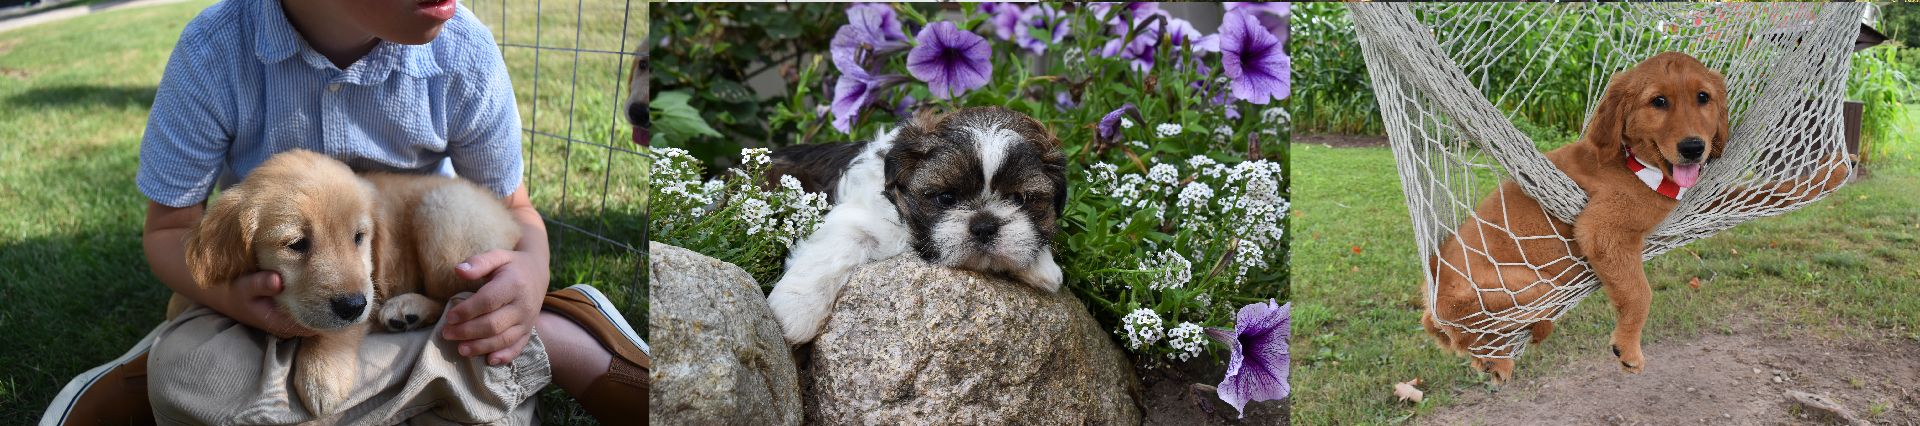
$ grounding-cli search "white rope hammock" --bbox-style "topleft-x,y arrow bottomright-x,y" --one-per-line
1348,3 -> 1860,358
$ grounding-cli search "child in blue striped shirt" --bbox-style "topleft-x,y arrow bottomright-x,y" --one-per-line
41,0 -> 645,424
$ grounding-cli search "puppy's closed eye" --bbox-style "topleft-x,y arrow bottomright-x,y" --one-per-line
288,237 -> 310,254
930,191 -> 958,207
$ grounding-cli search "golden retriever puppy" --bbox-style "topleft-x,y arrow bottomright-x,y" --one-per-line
1422,52 -> 1728,383
1422,52 -> 1853,384
177,149 -> 519,414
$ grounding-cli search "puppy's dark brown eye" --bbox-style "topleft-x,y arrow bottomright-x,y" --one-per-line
932,192 -> 957,207
288,238 -> 310,254
1651,96 -> 1668,108
353,232 -> 366,245
1696,91 -> 1709,104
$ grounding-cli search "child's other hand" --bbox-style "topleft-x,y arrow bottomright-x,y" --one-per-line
219,271 -> 318,338
442,249 -> 550,366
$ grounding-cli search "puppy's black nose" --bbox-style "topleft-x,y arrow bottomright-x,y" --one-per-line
627,103 -> 648,128
968,216 -> 1000,242
330,295 -> 367,321
387,318 -> 407,330
1678,137 -> 1706,160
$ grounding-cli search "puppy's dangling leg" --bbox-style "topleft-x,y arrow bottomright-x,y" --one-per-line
294,325 -> 368,415
767,204 -> 908,345
1009,247 -> 1063,293
1574,203 -> 1655,375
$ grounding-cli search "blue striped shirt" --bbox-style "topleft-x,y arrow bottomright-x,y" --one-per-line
137,0 -> 522,208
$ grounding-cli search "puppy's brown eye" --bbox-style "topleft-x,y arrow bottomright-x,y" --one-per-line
932,192 -> 957,207
1651,96 -> 1668,108
353,232 -> 366,245
288,238 -> 310,254
1696,91 -> 1709,104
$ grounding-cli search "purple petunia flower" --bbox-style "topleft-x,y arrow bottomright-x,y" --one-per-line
831,67 -> 906,134
1014,4 -> 1070,54
1219,9 -> 1291,105
830,4 -> 909,73
1226,2 -> 1292,42
981,3 -> 1023,41
1207,300 -> 1291,418
1096,103 -> 1140,143
1054,90 -> 1078,112
1098,11 -> 1213,72
1087,2 -> 1161,36
907,21 -> 992,99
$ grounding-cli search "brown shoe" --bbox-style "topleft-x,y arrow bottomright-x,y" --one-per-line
542,284 -> 649,423
42,328 -> 158,426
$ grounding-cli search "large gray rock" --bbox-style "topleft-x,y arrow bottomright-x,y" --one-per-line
804,255 -> 1144,424
648,242 -> 802,425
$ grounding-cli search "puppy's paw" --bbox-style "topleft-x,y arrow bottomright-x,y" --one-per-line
294,363 -> 352,415
1471,357 -> 1515,385
1013,254 -> 1064,293
765,287 -> 829,345
378,293 -> 443,332
1612,344 -> 1646,374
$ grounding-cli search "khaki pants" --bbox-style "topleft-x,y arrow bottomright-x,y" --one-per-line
147,303 -> 550,425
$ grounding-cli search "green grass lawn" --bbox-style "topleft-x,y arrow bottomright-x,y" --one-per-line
1289,123 -> 1920,423
0,1 -> 642,423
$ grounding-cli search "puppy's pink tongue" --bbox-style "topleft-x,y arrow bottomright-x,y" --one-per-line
1671,163 -> 1701,188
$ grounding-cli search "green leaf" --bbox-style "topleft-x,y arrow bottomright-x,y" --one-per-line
708,79 -> 754,104
651,91 -> 723,146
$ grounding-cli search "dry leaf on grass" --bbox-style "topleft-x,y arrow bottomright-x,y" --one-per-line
1688,277 -> 1702,289
1393,378 -> 1423,403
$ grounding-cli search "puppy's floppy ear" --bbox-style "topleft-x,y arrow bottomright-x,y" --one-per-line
1585,71 -> 1635,165
185,187 -> 258,289
1015,113 -> 1070,218
884,112 -> 944,206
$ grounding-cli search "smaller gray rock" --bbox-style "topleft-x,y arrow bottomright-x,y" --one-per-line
648,242 -> 801,425
804,255 -> 1143,425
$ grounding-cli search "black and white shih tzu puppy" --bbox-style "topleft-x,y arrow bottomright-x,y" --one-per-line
765,106 -> 1068,344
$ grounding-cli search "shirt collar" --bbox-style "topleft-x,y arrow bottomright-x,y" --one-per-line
254,0 -> 443,80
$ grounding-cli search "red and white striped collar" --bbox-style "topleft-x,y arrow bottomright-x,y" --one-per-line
1623,146 -> 1685,200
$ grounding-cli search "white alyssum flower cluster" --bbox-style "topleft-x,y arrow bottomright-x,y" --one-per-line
1121,308 -> 1164,350
1165,322 -> 1206,362
1083,155 -> 1290,286
651,147 -> 832,250
1155,123 -> 1183,138
1138,249 -> 1192,291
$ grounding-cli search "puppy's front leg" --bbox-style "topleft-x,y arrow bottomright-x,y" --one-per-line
1574,196 -> 1657,374
767,204 -> 906,345
1010,246 -> 1064,293
294,325 -> 368,415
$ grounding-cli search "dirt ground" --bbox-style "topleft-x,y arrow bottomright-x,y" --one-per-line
1141,357 -> 1290,425
1422,321 -> 1920,425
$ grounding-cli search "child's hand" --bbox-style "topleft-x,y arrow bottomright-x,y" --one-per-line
216,271 -> 318,338
441,249 -> 551,366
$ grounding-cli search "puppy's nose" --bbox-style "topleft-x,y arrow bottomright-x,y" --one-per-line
330,295 -> 367,321
968,216 -> 1000,242
1678,137 -> 1705,161
627,103 -> 649,127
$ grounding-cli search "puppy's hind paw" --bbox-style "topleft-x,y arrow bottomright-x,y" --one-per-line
377,293 -> 443,332
765,288 -> 829,345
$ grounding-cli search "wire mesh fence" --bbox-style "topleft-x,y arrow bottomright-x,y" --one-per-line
468,0 -> 645,332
